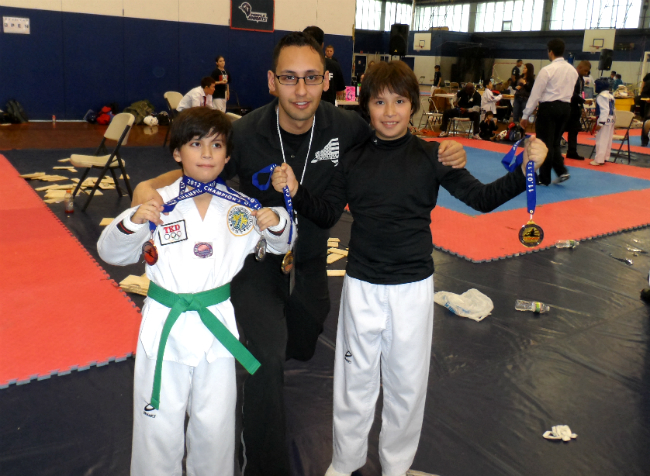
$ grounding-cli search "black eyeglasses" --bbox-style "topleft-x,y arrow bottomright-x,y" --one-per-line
275,74 -> 325,86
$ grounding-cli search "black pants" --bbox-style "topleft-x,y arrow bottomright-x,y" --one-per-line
565,105 -> 582,155
440,109 -> 480,134
231,253 -> 329,476
535,101 -> 571,185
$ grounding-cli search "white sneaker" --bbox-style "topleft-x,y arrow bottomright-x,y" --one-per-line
325,463 -> 351,476
438,131 -> 448,137
472,134 -> 481,139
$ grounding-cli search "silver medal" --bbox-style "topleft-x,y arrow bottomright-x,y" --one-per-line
255,237 -> 267,261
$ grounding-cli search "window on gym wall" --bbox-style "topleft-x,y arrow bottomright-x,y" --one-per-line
474,0 -> 544,32
355,0 -> 413,31
550,0 -> 641,29
413,4 -> 471,32
384,2 -> 413,31
355,0 -> 383,30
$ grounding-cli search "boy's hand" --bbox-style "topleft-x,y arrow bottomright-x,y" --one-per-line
438,140 -> 467,169
253,208 -> 280,231
522,138 -> 547,172
272,164 -> 299,197
131,199 -> 164,225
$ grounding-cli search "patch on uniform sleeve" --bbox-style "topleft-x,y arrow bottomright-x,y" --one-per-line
158,220 -> 188,246
227,205 -> 254,236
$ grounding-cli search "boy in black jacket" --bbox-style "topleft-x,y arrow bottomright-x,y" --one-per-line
479,111 -> 499,141
272,61 -> 547,476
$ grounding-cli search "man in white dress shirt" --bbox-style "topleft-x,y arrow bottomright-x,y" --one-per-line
177,77 -> 217,112
520,39 -> 578,185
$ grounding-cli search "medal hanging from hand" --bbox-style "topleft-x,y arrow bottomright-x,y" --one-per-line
251,107 -> 315,276
519,159 -> 544,247
501,136 -> 543,247
142,234 -> 159,265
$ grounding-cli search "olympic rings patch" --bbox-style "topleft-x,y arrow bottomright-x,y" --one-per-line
158,219 -> 188,246
227,205 -> 253,236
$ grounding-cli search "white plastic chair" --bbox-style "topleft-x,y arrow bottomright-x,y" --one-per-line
70,112 -> 135,210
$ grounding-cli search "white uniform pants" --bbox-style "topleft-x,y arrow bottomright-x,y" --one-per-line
331,275 -> 434,476
213,98 -> 227,112
594,121 -> 615,164
131,339 -> 236,476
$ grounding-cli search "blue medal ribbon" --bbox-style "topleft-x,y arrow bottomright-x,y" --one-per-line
252,165 -> 294,244
501,135 -> 536,218
149,176 -> 261,232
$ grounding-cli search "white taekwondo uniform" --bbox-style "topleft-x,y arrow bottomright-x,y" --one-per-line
594,90 -> 616,164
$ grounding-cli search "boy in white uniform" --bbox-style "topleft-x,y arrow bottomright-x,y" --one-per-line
97,108 -> 294,476
480,80 -> 503,115
592,78 -> 616,166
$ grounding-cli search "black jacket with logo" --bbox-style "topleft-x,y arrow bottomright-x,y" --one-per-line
224,98 -> 371,262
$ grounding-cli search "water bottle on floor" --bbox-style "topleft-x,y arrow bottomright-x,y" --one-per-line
515,300 -> 550,313
556,240 -> 579,249
64,189 -> 74,214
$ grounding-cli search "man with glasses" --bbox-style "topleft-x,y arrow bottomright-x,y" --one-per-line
132,31 -> 466,476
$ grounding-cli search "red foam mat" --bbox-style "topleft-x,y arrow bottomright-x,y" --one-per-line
427,137 -> 650,261
0,155 -> 141,388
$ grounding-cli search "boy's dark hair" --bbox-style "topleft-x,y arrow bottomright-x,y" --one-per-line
326,44 -> 334,50
616,73 -> 622,79
272,32 -> 325,71
485,111 -> 494,117
201,76 -> 216,89
359,61 -> 421,116
547,39 -> 565,57
435,65 -> 440,70
611,71 -> 617,75
169,108 -> 233,162
215,55 -> 224,63
517,59 -> 523,63
303,26 -> 324,46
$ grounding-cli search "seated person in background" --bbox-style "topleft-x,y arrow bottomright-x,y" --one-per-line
439,83 -> 481,138
480,80 -> 503,115
479,111 -> 499,141
608,71 -> 617,90
613,73 -> 624,89
177,77 -> 216,111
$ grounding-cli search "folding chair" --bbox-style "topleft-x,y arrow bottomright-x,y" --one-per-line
226,112 -> 242,122
417,97 -> 442,130
162,91 -> 183,148
70,113 -> 135,211
448,116 -> 473,138
450,82 -> 459,94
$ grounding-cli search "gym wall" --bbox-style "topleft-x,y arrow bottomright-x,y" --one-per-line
0,0 -> 355,119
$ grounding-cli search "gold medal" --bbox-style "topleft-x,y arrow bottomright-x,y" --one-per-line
281,250 -> 294,274
519,220 -> 544,247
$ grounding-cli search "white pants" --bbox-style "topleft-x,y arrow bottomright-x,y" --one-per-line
131,339 -> 236,476
331,275 -> 434,476
213,98 -> 227,112
594,121 -> 615,164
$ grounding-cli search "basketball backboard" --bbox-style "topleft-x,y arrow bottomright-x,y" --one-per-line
414,33 -> 431,52
583,29 -> 615,53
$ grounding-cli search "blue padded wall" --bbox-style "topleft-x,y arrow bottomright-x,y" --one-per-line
0,7 -> 66,120
0,7 -> 354,120
62,12 -> 125,119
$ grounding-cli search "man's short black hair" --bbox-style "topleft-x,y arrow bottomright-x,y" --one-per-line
547,39 -> 565,57
517,59 -> 523,63
169,108 -> 233,161
611,71 -> 617,75
616,74 -> 622,79
303,25 -> 324,46
201,76 -> 216,89
435,65 -> 440,70
272,32 -> 325,71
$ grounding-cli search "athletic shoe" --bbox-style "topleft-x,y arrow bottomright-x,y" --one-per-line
438,131 -> 448,137
325,464 -> 351,476
552,173 -> 570,184
472,134 -> 481,139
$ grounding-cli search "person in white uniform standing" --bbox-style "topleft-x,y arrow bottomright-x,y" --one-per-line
591,78 -> 616,166
97,108 -> 294,476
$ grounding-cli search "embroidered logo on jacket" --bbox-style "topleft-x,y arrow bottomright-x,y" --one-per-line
158,220 -> 188,246
228,205 -> 253,236
311,138 -> 340,166
193,242 -> 213,258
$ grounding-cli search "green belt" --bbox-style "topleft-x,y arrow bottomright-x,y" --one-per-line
146,281 -> 260,409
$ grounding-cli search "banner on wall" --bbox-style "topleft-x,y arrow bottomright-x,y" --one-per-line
231,0 -> 274,32
3,17 -> 30,34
